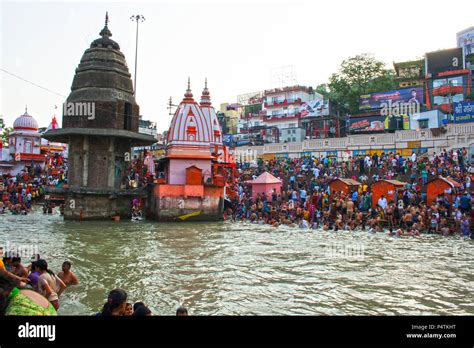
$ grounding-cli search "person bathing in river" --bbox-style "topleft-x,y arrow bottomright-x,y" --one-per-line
57,261 -> 79,286
36,259 -> 66,311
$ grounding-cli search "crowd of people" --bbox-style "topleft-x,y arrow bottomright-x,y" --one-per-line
0,248 -> 188,316
0,158 -> 67,215
0,250 -> 77,315
225,148 -> 473,238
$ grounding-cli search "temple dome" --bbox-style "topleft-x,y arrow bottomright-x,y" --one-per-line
13,111 -> 38,131
166,79 -> 212,157
68,12 -> 134,104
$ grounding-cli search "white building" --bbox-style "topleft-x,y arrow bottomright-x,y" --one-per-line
262,86 -> 322,142
0,110 -> 46,175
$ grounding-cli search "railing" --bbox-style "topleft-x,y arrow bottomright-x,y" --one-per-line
262,113 -> 301,121
264,98 -> 302,108
235,123 -> 474,155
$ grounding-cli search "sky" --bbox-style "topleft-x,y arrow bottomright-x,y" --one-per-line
1,0 -> 473,133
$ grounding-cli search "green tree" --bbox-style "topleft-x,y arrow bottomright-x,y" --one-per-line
328,54 -> 397,114
1,127 -> 12,146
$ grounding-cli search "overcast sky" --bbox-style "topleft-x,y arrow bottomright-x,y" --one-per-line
1,0 -> 473,132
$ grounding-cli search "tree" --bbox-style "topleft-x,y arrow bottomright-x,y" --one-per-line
315,83 -> 330,99
328,54 -> 397,114
1,127 -> 12,146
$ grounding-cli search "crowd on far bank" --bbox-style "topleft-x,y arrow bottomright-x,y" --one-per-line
0,249 -> 188,316
0,156 -> 68,215
225,148 -> 473,238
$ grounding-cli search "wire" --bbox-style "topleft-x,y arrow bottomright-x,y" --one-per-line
1,68 -> 67,98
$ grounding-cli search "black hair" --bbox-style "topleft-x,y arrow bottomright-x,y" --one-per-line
133,305 -> 151,316
101,289 -> 128,316
0,272 -> 20,316
62,261 -> 72,268
11,257 -> 21,264
36,259 -> 55,277
133,302 -> 145,312
31,261 -> 38,272
176,307 -> 188,315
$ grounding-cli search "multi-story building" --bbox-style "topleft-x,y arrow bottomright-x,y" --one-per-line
424,48 -> 472,116
261,85 -> 320,143
393,59 -> 425,88
218,103 -> 239,134
138,117 -> 158,139
234,85 -> 345,144
457,27 -> 474,99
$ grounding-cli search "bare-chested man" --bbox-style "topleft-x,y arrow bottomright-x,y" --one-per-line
57,261 -> 79,286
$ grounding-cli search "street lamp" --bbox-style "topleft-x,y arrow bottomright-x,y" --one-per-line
130,14 -> 145,97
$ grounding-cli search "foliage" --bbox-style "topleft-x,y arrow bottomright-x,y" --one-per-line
327,54 -> 398,114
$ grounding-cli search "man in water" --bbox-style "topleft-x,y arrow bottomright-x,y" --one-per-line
57,261 -> 79,286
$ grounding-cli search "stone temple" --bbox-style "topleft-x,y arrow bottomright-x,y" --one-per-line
43,14 -> 156,220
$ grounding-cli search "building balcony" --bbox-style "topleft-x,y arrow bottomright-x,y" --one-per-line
264,98 -> 302,108
262,113 -> 301,122
432,85 -> 464,96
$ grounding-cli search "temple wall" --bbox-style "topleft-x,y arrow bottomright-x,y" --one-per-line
168,159 -> 212,185
146,184 -> 224,222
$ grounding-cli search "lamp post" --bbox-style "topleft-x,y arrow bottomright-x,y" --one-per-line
130,14 -> 145,97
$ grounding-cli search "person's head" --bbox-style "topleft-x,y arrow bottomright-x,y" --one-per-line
176,307 -> 188,316
11,257 -> 21,267
133,303 -> 152,316
62,261 -> 72,273
101,289 -> 128,316
30,261 -> 38,272
124,302 -> 133,316
35,259 -> 52,275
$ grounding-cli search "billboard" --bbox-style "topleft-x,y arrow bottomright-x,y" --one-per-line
349,115 -> 386,133
426,48 -> 464,75
453,101 -> 474,123
457,27 -> 474,56
349,115 -> 409,133
300,99 -> 330,117
223,134 -> 233,147
359,87 -> 423,110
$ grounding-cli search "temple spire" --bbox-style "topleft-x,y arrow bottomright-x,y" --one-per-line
184,77 -> 193,100
25,105 -> 28,114
200,78 -> 211,106
99,11 -> 112,38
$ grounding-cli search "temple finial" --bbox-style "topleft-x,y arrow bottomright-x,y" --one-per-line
100,12 -> 112,38
205,77 -> 207,89
184,77 -> 193,100
25,105 -> 28,114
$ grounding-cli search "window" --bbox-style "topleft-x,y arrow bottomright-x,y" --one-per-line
433,96 -> 448,105
124,102 -> 133,130
418,120 -> 429,129
288,124 -> 296,128
292,137 -> 296,142
433,79 -> 447,88
448,76 -> 463,86
292,129 -> 296,134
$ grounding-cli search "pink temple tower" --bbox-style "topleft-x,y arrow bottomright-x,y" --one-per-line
148,79 -> 225,221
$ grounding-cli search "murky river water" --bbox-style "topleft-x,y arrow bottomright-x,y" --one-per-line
1,208 -> 473,315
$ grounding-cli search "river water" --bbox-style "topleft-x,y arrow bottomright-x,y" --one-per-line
1,208 -> 473,315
